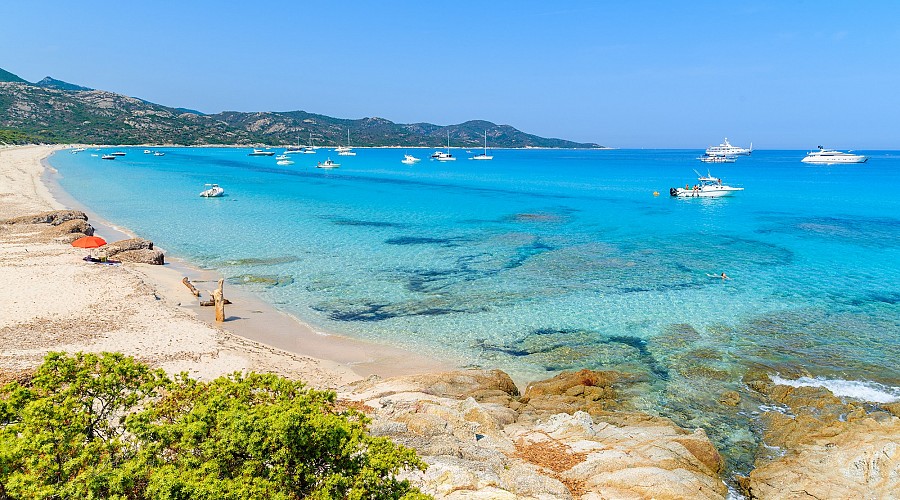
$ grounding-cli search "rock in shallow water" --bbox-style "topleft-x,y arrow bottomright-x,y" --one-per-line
740,373 -> 900,499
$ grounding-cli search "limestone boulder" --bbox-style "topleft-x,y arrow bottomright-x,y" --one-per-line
114,248 -> 165,265
348,369 -> 519,402
3,209 -> 88,226
510,411 -> 726,499
102,238 -> 154,257
43,218 -> 95,240
518,369 -> 633,418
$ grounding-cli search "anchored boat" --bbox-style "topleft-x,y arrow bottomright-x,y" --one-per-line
670,171 -> 743,198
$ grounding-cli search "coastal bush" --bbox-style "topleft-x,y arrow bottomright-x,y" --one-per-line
0,352 -> 429,499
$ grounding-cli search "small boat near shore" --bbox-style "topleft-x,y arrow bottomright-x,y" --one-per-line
316,158 -> 340,169
153,151 -> 165,156
101,154 -> 116,160
111,151 -> 127,156
670,171 -> 743,198
199,184 -> 224,197
801,146 -> 867,164
276,159 -> 295,165
248,149 -> 275,156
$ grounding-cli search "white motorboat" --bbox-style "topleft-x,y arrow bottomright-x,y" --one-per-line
434,131 -> 456,161
276,159 -> 295,165
71,147 -> 86,153
101,154 -> 116,160
144,149 -> 152,154
698,154 -> 736,163
705,138 -> 752,156
199,184 -> 224,197
153,151 -> 165,156
276,154 -> 290,160
471,131 -> 493,160
670,171 -> 744,198
248,149 -> 275,156
317,158 -> 340,169
338,150 -> 356,156
111,151 -> 127,156
401,154 -> 421,164
801,146 -> 867,164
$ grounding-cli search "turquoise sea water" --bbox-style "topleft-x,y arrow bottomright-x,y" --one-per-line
50,147 -> 900,470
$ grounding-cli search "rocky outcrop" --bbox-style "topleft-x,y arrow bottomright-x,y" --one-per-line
102,237 -> 154,256
3,209 -> 87,226
342,369 -> 728,499
98,238 -> 163,265
114,248 -> 165,265
739,373 -> 900,499
516,369 -> 632,419
42,218 -> 94,241
2,210 -> 95,243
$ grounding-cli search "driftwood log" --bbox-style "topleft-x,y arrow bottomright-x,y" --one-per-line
182,277 -> 201,297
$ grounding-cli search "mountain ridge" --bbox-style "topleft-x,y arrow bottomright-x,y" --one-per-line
0,67 -> 602,148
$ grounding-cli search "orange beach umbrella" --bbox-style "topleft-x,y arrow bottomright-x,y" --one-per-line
71,236 -> 107,248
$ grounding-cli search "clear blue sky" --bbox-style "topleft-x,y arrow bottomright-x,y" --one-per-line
2,1 -> 899,148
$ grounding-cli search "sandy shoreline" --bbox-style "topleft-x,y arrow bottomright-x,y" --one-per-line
1,145 -> 450,388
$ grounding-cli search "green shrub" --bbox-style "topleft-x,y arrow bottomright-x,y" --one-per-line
0,352 -> 429,499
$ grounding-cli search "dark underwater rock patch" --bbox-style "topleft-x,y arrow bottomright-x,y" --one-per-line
227,274 -> 294,287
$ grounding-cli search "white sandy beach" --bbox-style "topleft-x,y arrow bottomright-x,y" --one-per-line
0,145 -> 447,387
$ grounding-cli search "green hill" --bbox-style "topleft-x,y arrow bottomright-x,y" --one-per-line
0,67 -> 602,148
35,76 -> 93,91
0,68 -> 27,83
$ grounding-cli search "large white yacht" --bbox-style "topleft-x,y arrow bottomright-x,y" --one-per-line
705,138 -> 752,156
801,146 -> 867,164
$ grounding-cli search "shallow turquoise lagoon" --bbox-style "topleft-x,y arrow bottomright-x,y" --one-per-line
50,147 -> 900,457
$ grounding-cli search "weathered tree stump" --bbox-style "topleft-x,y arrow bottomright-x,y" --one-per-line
182,277 -> 200,297
213,278 -> 225,322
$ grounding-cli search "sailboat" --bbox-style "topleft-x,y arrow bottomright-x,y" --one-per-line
337,129 -> 356,156
471,130 -> 493,160
285,135 -> 304,154
303,132 -> 317,154
433,131 -> 456,161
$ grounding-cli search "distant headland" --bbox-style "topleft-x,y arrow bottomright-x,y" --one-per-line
0,67 -> 603,149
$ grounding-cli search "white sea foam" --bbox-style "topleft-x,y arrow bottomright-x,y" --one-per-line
770,375 -> 900,404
